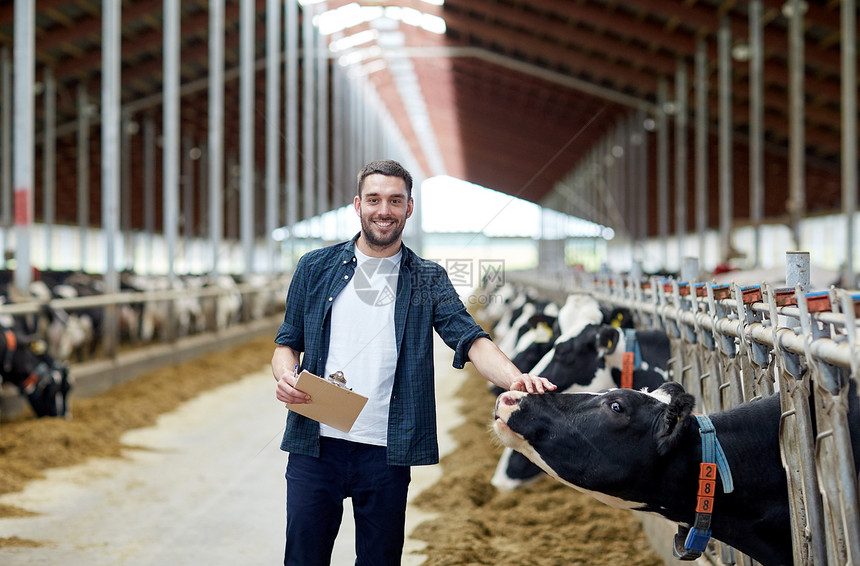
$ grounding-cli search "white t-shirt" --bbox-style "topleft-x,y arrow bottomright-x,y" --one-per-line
320,247 -> 401,446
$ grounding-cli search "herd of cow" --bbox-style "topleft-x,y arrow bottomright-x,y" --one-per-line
477,280 -> 860,566
477,287 -> 672,492
4,263 -> 858,564
0,269 -> 278,421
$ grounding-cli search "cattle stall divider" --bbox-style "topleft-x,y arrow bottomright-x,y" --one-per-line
505,253 -> 859,566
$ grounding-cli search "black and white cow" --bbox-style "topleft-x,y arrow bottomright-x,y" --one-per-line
0,327 -> 71,417
490,288 -> 534,343
509,311 -> 559,376
490,295 -> 672,490
596,325 -> 672,387
31,272 -> 106,361
474,283 -> 513,329
493,328 -> 671,489
492,382 -> 826,566
601,305 -> 635,330
490,361 -> 670,491
498,299 -> 559,361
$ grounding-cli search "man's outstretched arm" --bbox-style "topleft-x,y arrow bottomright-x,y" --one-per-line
467,337 -> 556,393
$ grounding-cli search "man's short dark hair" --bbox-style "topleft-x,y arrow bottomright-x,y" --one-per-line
357,160 -> 413,199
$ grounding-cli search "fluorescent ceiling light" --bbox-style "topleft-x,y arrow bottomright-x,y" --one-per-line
329,29 -> 379,53
314,3 -> 445,36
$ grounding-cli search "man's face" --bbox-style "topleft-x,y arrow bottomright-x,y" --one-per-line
354,174 -> 413,254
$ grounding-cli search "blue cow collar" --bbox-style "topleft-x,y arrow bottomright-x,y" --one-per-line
672,413 -> 735,561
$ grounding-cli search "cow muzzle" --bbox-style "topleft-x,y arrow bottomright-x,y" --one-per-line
494,390 -> 526,423
493,391 -> 528,448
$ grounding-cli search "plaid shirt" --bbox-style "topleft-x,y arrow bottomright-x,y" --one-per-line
275,234 -> 490,466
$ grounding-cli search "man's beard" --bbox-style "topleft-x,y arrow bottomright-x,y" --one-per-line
360,213 -> 405,249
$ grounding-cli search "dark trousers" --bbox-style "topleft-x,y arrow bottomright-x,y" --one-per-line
284,437 -> 411,566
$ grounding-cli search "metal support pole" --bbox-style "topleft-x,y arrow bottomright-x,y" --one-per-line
266,0 -> 281,273
240,0 -> 255,273
363,78 -> 373,174
198,141 -> 208,246
749,0 -> 764,267
787,0 -> 806,252
775,250 -> 824,564
351,74 -> 362,183
43,66 -> 56,268
77,83 -> 90,271
285,0 -> 299,262
583,151 -> 593,226
695,39 -> 708,269
0,47 -> 10,258
143,113 -> 156,274
101,0 -> 121,356
657,78 -> 669,270
226,153 -> 238,241
675,60 -> 688,267
786,251 -> 810,295
636,109 -> 648,244
331,61 -> 344,210
209,0 -> 224,276
842,0 -> 857,287
785,250 -> 810,329
316,8 -> 329,218
302,3 -> 316,220
626,113 -> 638,242
164,0 -> 179,281
718,17 -> 733,266
121,112 -> 133,270
681,257 -> 698,284
182,134 -> 194,251
616,118 -> 627,235
13,0 -> 34,291
601,136 -> 611,228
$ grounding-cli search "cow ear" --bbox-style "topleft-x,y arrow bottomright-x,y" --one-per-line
655,382 -> 695,456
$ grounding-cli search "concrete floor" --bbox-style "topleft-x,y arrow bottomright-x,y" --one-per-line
0,337 -> 464,566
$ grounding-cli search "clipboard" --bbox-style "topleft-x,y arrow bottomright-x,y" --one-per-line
286,370 -> 368,433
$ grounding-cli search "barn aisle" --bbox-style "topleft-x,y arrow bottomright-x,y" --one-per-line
0,367 -> 288,565
0,335 -> 463,566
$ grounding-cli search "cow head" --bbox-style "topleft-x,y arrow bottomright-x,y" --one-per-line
22,357 -> 71,418
507,313 -> 557,370
604,306 -> 635,329
595,325 -> 622,356
533,324 -> 608,391
493,382 -> 695,508
1,332 -> 72,418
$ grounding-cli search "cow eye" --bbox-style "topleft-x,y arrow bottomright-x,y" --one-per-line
610,401 -> 623,413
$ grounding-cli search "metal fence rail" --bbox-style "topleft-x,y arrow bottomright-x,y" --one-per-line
0,275 -> 290,420
569,258 -> 860,566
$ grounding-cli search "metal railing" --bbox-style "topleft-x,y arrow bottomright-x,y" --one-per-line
0,275 -> 290,361
574,260 -> 860,566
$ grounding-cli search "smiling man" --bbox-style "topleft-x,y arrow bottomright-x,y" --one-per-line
272,159 -> 555,566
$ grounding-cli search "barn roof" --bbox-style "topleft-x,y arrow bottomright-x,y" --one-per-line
0,0 -> 852,239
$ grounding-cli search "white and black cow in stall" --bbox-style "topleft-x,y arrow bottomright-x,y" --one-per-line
491,295 -> 671,490
477,282 -> 522,331
28,272 -> 106,362
497,299 -> 559,362
492,382 -> 831,566
0,325 -> 71,418
595,325 -> 671,387
491,293 -> 604,397
508,310 -> 559,377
